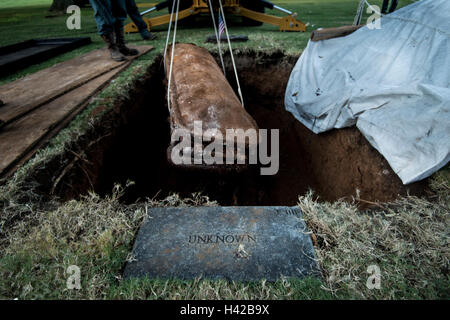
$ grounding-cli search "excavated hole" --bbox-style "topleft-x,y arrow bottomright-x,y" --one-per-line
48,52 -> 428,206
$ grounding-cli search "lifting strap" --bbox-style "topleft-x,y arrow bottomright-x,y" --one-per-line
164,0 -> 181,112
207,0 -> 226,75
217,0 -> 244,107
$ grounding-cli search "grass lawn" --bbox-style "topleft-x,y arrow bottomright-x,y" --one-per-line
0,0 -> 449,300
0,0 -> 402,84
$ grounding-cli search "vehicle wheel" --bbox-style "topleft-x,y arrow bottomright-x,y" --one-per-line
169,0 -> 195,26
73,0 -> 89,7
240,0 -> 264,26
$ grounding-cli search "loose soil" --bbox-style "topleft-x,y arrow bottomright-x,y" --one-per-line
42,51 -> 428,206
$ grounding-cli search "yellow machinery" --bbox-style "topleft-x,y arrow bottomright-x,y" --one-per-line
124,0 -> 306,33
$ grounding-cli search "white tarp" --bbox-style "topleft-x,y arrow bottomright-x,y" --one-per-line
285,0 -> 450,184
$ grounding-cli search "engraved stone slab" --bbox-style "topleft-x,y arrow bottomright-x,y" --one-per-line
123,206 -> 319,281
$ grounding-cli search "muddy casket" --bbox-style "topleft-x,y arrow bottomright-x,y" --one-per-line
164,43 -> 258,168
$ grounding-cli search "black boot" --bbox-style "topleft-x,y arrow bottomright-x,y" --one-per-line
140,29 -> 157,40
101,33 -> 126,62
115,27 -> 139,56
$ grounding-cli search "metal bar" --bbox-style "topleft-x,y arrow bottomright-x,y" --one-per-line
141,0 -> 171,16
273,5 -> 292,15
140,6 -> 157,15
255,0 -> 293,14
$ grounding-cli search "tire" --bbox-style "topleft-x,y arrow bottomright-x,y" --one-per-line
169,0 -> 195,26
240,0 -> 265,26
73,0 -> 89,7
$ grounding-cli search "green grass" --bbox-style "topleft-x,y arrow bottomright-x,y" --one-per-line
1,0 -> 448,300
1,183 -> 448,300
0,0 -> 414,84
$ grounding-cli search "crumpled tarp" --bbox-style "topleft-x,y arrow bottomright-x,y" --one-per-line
285,0 -> 450,184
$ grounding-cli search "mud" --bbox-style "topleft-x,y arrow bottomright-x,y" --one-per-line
45,51 -> 428,206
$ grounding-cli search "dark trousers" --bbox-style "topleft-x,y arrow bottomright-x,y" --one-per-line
381,0 -> 399,14
89,0 -> 147,35
125,0 -> 148,34
89,0 -> 125,35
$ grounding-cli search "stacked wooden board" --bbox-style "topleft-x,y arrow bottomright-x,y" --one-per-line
0,38 -> 91,75
0,45 -> 153,179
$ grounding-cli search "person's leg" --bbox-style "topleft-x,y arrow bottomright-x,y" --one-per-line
389,0 -> 399,13
89,0 -> 115,35
112,0 -> 139,55
125,0 -> 156,40
89,0 -> 126,61
381,0 -> 390,14
111,0 -> 127,31
126,0 -> 146,32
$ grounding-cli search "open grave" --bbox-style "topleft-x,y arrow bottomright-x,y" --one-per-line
43,50 -> 428,207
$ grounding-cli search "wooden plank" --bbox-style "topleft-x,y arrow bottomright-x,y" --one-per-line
310,25 -> 363,42
0,38 -> 91,75
0,46 -> 153,178
0,45 -> 152,124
